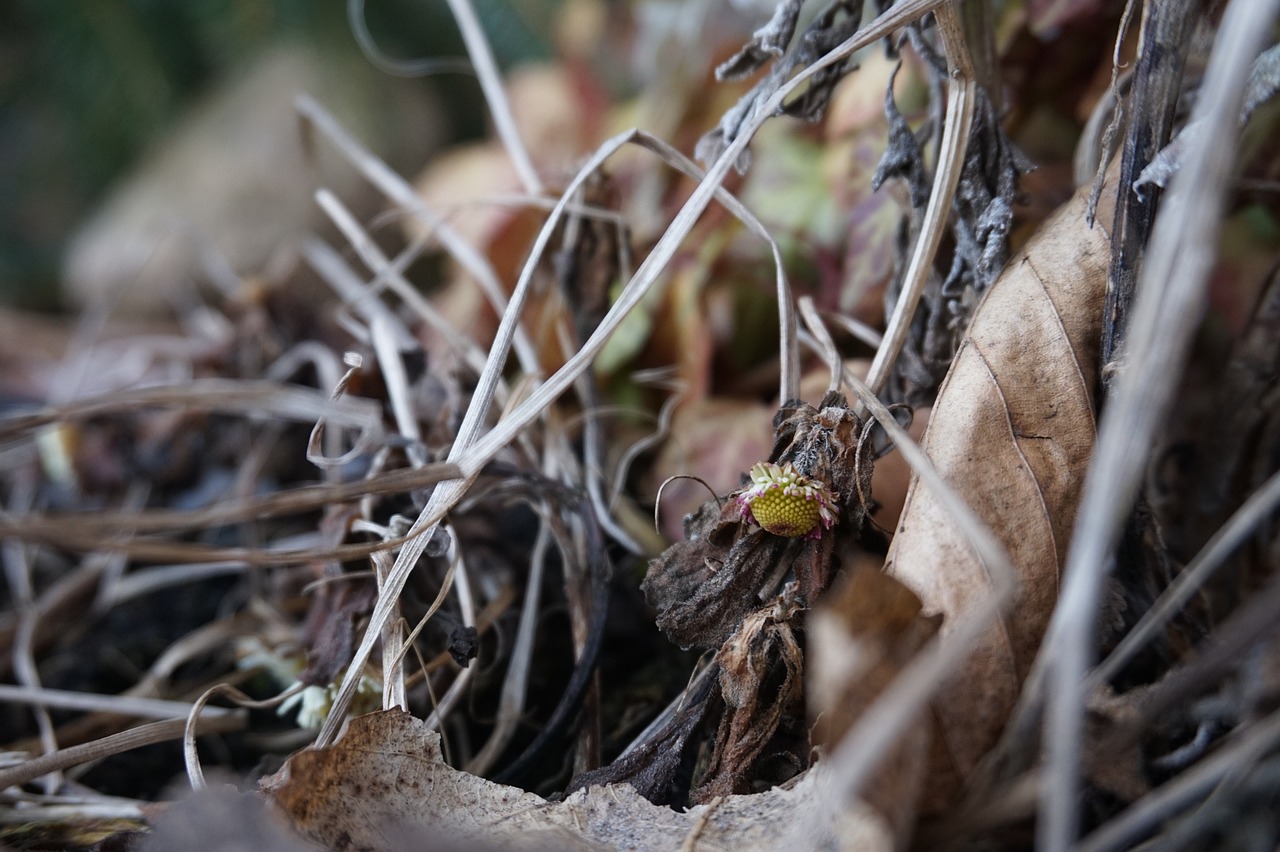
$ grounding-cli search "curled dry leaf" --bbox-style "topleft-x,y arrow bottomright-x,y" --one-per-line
883,172 -> 1118,806
263,709 -> 894,852
695,584 -> 807,802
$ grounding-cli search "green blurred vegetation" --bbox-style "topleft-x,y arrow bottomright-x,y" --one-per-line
0,0 -> 555,310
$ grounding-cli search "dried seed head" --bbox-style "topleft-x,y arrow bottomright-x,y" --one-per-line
737,461 -> 837,539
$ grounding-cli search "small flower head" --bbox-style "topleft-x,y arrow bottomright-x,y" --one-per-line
736,461 -> 837,539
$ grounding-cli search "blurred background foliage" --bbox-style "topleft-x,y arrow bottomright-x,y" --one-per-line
0,0 -> 558,310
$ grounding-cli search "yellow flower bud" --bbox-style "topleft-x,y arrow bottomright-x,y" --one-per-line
737,461 -> 837,539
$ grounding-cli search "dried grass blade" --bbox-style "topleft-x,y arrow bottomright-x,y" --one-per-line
1078,710 -> 1280,852
0,464 -> 460,540
294,95 -> 539,373
4,473 -> 58,794
0,518 -> 405,566
442,0 -> 543,195
0,379 -> 384,447
185,684 -> 304,790
465,520 -> 554,775
308,194 -> 493,380
371,314 -> 428,468
1089,468 -> 1280,689
0,684 -> 240,720
0,714 -> 245,793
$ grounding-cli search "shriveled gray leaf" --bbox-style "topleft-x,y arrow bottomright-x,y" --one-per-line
717,0 -> 805,81
882,85 -> 1033,406
871,63 -> 929,208
697,0 -> 864,170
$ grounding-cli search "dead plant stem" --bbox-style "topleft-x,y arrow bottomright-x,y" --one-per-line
862,3 -> 975,400
442,0 -> 543,196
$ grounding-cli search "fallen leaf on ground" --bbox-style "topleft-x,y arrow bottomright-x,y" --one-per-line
263,709 -> 893,851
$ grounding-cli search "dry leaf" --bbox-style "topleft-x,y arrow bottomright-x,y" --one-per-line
883,174 -> 1118,805
809,562 -> 940,844
694,585 -> 807,801
264,709 -> 893,851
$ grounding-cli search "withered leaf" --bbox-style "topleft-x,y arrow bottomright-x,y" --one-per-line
263,710 -> 894,851
880,71 -> 1034,406
693,585 -> 807,801
1134,44 -> 1280,194
715,0 -> 804,81
299,578 -> 378,686
883,173 -> 1118,803
870,64 -> 928,209
642,499 -> 793,651
697,0 -> 865,169
809,562 -> 940,844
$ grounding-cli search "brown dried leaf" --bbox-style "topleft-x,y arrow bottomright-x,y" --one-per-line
694,586 -> 807,801
264,710 -> 893,851
299,578 -> 378,686
643,498 -> 792,651
883,174 -> 1118,803
809,562 -> 940,843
